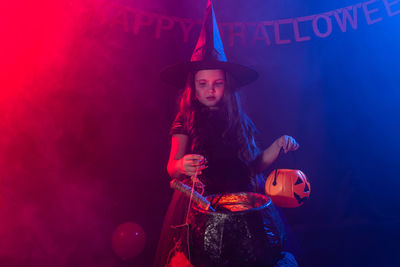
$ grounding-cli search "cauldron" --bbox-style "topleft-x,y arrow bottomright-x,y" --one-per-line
189,192 -> 285,267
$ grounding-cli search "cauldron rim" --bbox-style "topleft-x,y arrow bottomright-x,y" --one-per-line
192,192 -> 273,215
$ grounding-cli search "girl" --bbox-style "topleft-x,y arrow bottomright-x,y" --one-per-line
155,1 -> 299,266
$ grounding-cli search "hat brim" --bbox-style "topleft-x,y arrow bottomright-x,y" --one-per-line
160,60 -> 258,89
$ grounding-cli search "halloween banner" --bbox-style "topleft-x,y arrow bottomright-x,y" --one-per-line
102,0 -> 400,46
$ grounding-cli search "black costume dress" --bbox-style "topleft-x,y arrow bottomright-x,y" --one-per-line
154,106 -> 297,267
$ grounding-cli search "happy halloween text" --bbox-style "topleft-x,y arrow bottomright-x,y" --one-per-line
102,0 -> 400,46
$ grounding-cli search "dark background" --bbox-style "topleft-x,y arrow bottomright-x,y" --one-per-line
0,0 -> 399,266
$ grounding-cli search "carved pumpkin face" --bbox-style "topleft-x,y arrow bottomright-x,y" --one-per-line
265,169 -> 310,208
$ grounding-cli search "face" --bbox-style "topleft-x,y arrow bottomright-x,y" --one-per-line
194,69 -> 225,107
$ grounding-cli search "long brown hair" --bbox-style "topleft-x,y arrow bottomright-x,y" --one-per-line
177,70 -> 260,163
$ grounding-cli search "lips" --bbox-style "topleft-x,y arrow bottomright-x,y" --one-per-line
206,96 -> 216,101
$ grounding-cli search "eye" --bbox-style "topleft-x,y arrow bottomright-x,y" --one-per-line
215,81 -> 225,87
197,81 -> 207,87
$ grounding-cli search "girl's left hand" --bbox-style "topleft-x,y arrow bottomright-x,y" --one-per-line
276,135 -> 299,153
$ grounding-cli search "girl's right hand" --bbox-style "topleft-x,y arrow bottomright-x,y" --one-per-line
178,154 -> 207,176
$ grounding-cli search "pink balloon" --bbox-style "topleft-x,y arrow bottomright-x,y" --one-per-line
112,222 -> 146,260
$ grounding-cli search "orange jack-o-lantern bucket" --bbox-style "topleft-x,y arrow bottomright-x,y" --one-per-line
265,169 -> 310,208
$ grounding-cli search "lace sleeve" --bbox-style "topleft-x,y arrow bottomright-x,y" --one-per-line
169,112 -> 189,136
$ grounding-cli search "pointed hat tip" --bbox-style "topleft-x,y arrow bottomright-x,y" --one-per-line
190,0 -> 226,62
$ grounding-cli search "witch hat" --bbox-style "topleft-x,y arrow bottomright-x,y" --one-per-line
160,0 -> 258,88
